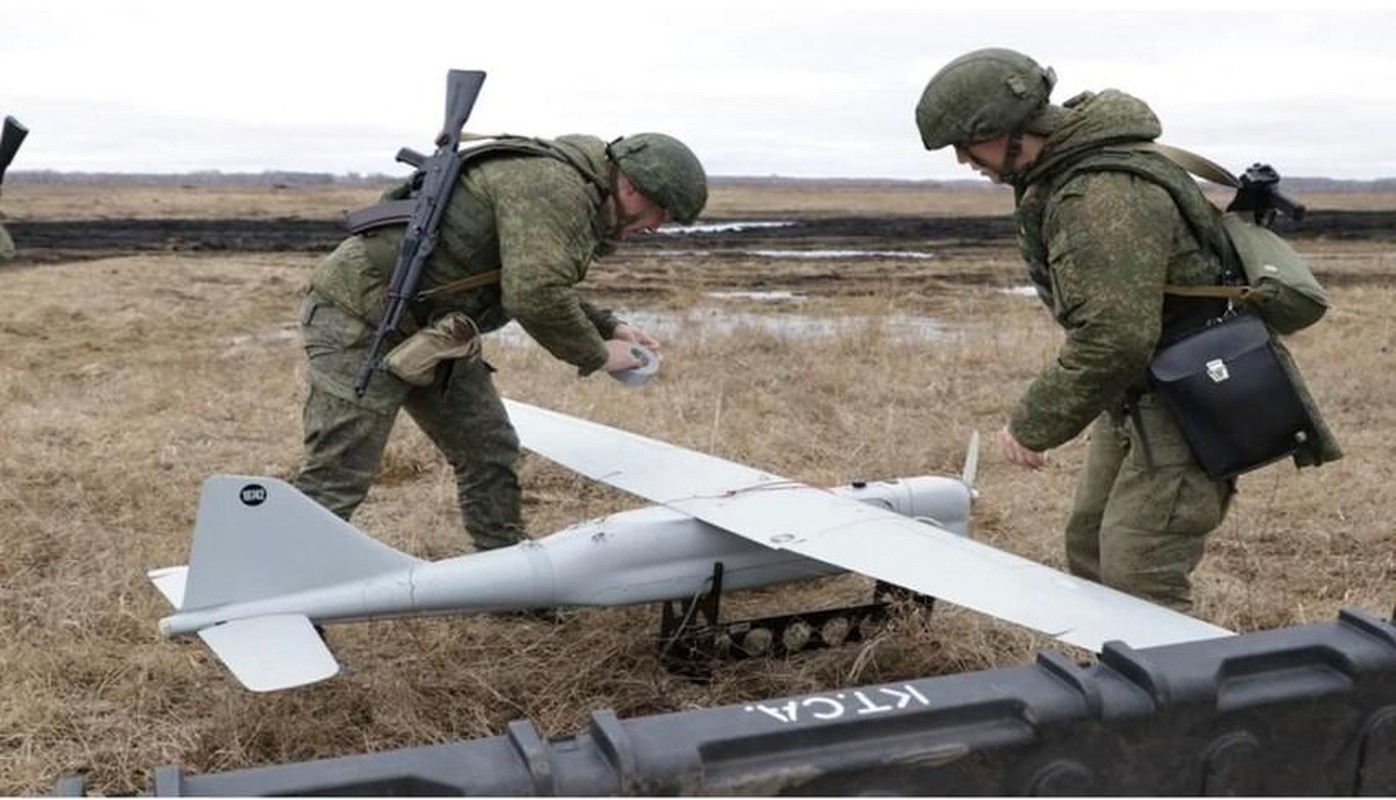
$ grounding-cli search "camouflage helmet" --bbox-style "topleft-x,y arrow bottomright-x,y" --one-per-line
609,133 -> 708,225
915,48 -> 1056,150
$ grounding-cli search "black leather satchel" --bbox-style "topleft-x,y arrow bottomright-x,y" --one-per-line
1148,313 -> 1317,479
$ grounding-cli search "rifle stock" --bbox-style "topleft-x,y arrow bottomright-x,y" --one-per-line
0,116 -> 29,187
352,70 -> 487,397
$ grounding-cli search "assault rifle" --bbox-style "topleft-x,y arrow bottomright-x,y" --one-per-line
352,70 -> 487,397
0,116 -> 29,186
1227,162 -> 1305,228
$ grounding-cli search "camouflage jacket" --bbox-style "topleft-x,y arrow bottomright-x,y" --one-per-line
308,134 -> 622,375
1009,91 -> 1341,468
1008,90 -> 1230,452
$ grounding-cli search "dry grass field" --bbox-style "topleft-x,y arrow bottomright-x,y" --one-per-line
1,181 -> 1393,794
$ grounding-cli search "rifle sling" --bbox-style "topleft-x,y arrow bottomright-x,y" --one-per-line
415,269 -> 502,301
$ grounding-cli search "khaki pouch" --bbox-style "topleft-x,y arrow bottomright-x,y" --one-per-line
384,311 -> 482,386
1219,212 -> 1328,335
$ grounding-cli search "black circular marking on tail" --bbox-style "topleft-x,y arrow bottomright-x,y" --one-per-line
239,484 -> 268,507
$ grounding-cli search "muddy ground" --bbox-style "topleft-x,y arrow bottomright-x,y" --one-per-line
8,209 -> 1396,280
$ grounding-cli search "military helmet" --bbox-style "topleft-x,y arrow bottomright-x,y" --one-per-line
609,133 -> 708,225
916,48 -> 1056,150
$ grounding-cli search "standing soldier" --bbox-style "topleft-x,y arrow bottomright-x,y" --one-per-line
913,48 -> 1335,612
296,131 -> 707,552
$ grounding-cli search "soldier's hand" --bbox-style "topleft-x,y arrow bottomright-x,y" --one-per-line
998,425 -> 1047,469
603,339 -> 647,372
613,322 -> 661,353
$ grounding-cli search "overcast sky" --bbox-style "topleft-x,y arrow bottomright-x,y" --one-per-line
4,1 -> 1394,180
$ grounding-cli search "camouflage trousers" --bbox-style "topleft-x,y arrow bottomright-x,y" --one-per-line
293,292 -> 524,552
1064,394 -> 1233,612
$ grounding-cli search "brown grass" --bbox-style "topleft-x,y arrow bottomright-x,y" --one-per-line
8,181 -> 1396,224
1,183 -> 1392,794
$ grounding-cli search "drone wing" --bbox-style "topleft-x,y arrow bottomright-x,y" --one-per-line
503,399 -> 1232,652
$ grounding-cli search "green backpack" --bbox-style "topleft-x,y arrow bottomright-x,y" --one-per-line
1137,143 -> 1327,335
1216,211 -> 1327,334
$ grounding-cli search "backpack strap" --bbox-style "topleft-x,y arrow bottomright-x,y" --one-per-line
1131,141 -> 1240,189
1129,143 -> 1260,303
1159,282 -> 1252,302
1110,141 -> 1251,301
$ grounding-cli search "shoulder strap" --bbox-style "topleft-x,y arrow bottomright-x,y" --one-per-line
459,133 -> 612,196
1130,141 -> 1240,189
343,134 -> 611,235
1074,141 -> 1247,299
1128,143 -> 1255,300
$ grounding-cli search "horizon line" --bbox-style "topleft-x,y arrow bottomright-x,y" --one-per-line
7,170 -> 1396,188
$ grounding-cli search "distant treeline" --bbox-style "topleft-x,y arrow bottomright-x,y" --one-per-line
8,170 -> 1396,193
7,170 -> 397,187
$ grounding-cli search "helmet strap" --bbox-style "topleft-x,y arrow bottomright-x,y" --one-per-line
999,130 -> 1031,186
606,161 -> 649,238
1000,131 -> 1023,177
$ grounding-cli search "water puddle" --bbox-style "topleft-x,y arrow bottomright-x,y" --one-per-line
490,307 -> 948,345
1001,285 -> 1041,297
221,325 -> 299,354
705,290 -> 807,302
747,249 -> 936,260
655,220 -> 795,234
649,248 -> 938,260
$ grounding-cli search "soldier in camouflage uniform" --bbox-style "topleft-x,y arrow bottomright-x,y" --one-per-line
914,49 -> 1252,611
296,132 -> 707,552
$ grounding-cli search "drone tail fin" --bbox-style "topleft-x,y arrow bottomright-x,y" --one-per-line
153,475 -> 420,614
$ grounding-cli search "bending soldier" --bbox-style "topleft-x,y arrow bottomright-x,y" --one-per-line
914,49 -> 1334,612
295,131 -> 707,552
